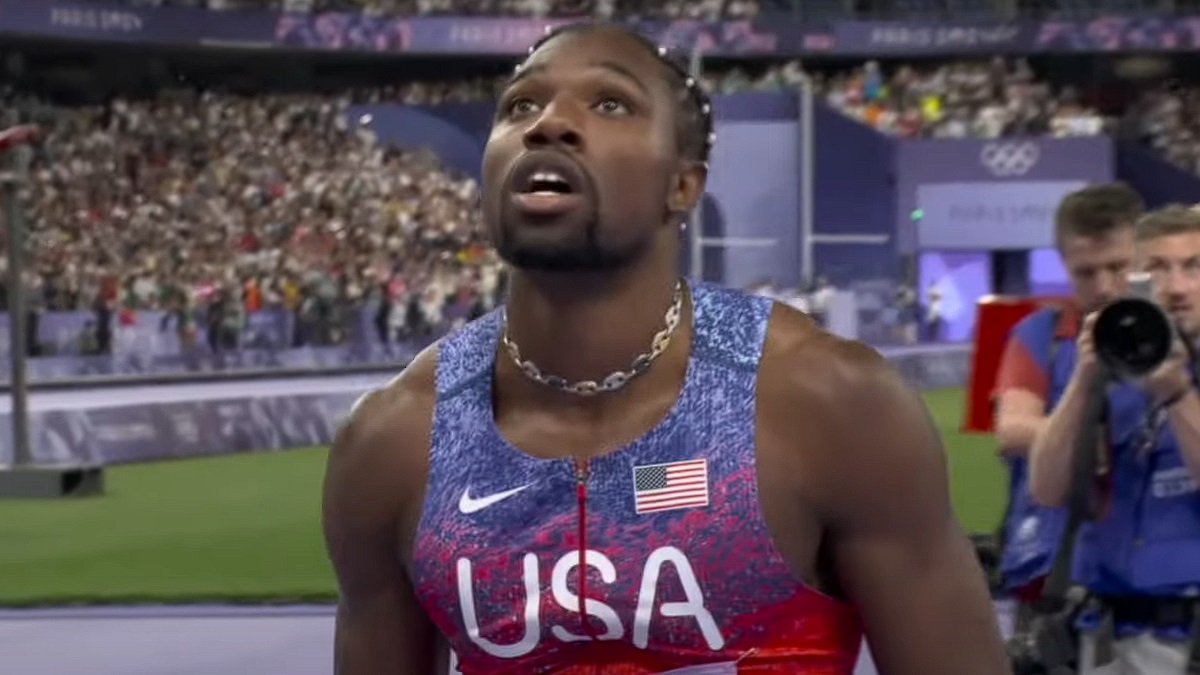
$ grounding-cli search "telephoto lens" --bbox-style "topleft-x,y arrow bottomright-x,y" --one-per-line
1092,272 -> 1174,378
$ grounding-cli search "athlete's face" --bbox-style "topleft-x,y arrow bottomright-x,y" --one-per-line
480,28 -> 701,273
1142,231 -> 1200,340
1059,228 -> 1135,314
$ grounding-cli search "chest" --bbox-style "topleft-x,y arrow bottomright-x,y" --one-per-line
410,424 -> 799,657
492,368 -> 687,462
1105,388 -> 1198,508
418,437 -> 747,588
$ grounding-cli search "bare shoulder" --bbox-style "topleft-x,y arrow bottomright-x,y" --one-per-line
323,341 -> 441,573
757,303 -> 936,520
322,343 -> 448,674
332,341 -> 439,482
758,307 -> 1009,675
759,303 -> 913,432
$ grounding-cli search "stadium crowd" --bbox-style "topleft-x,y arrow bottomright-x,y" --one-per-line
4,87 -> 504,350
358,57 -> 1112,138
0,55 -> 1186,353
813,58 -> 1109,139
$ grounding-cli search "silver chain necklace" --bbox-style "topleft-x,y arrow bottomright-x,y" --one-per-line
500,280 -> 685,396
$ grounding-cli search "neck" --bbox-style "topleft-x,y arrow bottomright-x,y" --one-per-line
502,262 -> 681,387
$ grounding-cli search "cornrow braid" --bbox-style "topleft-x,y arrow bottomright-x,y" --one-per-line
515,22 -> 716,166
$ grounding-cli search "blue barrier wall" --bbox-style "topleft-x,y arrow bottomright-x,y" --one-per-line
811,104 -> 898,284
1116,141 -> 1200,208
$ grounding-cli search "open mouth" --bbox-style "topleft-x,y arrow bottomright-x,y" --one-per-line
522,171 -> 575,196
507,152 -> 588,218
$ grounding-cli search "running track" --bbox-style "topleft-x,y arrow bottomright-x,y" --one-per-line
0,602 -> 1015,674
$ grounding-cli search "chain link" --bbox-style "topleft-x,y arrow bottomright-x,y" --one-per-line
500,280 -> 684,396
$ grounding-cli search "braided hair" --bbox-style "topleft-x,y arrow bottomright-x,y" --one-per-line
515,22 -> 716,166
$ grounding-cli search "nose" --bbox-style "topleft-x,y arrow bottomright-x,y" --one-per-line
1163,268 -> 1193,298
522,103 -> 583,152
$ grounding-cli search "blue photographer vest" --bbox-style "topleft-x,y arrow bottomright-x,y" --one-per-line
998,308 -> 1072,591
1071,379 -> 1200,598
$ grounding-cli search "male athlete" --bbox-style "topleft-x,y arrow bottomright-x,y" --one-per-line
323,22 -> 1009,675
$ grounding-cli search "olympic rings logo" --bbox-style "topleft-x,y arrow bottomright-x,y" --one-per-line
979,142 -> 1040,177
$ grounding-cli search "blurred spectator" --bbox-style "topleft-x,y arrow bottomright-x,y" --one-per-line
1126,84 -> 1200,176
1,87 -> 505,350
13,54 -> 1200,356
807,58 -> 1107,139
0,56 -> 1124,353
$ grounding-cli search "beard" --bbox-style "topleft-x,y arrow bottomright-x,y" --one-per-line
493,213 -> 648,273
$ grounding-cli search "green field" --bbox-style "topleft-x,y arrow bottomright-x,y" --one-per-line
0,388 -> 1006,606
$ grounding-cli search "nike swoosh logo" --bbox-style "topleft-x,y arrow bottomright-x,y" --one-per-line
458,484 -> 531,514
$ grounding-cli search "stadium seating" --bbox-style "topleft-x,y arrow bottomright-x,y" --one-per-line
1,88 -> 501,354
10,0 -> 1200,359
0,50 -> 1163,358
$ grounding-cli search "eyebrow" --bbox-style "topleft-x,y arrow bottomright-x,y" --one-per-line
1148,252 -> 1200,260
504,60 -> 651,97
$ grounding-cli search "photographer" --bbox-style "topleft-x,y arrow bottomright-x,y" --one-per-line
994,184 -> 1143,631
1029,204 -> 1200,674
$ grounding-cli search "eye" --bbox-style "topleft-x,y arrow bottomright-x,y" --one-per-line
594,97 -> 630,116
505,97 -> 540,117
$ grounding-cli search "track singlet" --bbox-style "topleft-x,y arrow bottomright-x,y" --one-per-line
413,281 -> 863,674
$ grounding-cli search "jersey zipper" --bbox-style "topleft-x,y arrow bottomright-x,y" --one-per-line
574,458 -> 599,639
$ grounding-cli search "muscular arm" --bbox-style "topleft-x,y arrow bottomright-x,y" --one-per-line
807,342 -> 1010,675
322,360 -> 441,675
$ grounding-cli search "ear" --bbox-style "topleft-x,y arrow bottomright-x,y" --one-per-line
667,159 -> 708,218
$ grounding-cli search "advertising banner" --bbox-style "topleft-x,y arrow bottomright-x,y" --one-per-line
0,0 -> 275,45
272,14 -> 1200,57
2,2 -> 1197,57
0,351 -> 967,467
895,137 -> 1114,251
0,307 -> 420,383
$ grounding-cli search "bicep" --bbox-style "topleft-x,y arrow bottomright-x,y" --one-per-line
323,409 -> 438,675
828,379 -> 1010,675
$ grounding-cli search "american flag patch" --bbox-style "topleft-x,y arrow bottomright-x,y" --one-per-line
632,459 -> 709,514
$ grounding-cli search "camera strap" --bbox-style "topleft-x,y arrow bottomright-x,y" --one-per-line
1040,363 -> 1110,611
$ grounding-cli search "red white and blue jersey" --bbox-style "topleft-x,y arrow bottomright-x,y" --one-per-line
412,282 -> 863,674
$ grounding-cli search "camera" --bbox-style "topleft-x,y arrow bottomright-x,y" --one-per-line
1092,272 -> 1174,378
1006,623 -> 1077,675
1005,593 -> 1084,675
